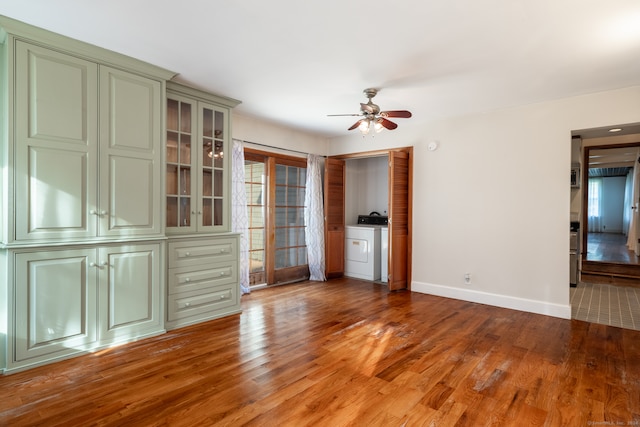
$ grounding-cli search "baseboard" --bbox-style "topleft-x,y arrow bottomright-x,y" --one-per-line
411,281 -> 571,319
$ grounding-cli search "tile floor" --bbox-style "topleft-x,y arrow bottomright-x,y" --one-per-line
571,282 -> 640,331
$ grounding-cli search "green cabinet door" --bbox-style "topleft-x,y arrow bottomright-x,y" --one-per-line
98,243 -> 163,344
14,41 -> 99,242
99,67 -> 162,238
12,248 -> 99,368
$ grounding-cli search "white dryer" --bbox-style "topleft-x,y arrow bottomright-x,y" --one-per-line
344,225 -> 381,281
380,226 -> 388,283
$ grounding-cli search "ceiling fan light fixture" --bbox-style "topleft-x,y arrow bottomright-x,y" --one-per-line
359,119 -> 371,134
374,119 -> 384,133
329,88 -> 412,133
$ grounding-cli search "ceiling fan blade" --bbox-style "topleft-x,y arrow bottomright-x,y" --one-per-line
378,118 -> 398,130
380,110 -> 412,118
360,103 -> 375,114
348,120 -> 363,131
327,113 -> 362,117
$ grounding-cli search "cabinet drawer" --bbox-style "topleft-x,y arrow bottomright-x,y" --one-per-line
168,262 -> 237,295
168,238 -> 237,268
167,284 -> 238,322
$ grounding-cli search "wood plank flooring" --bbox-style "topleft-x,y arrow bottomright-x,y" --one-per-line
585,232 -> 640,265
2,278 -> 640,426
582,232 -> 640,285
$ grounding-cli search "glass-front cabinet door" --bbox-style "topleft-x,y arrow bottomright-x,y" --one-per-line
166,91 -> 230,234
166,95 -> 197,233
198,103 -> 228,232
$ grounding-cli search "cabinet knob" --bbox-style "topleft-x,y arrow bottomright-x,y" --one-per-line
219,295 -> 225,300
191,210 -> 195,215
219,249 -> 225,253
198,211 -> 202,215
89,262 -> 96,267
100,210 -> 107,216
185,252 -> 190,257
101,261 -> 108,266
185,277 -> 191,282
184,302 -> 191,307
89,209 -> 96,215
219,272 -> 225,276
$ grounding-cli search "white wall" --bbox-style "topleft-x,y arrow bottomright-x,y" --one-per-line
328,85 -> 640,319
232,113 -> 328,157
231,86 -> 640,319
345,157 -> 389,224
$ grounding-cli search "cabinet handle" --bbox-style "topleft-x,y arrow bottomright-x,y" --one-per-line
89,261 -> 109,268
89,262 -> 107,268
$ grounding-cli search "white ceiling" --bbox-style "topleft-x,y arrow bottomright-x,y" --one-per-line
589,146 -> 638,168
2,1 -> 640,138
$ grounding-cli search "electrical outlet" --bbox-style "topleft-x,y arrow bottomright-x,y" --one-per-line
464,273 -> 472,284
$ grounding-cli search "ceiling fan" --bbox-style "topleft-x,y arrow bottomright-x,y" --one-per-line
328,88 -> 412,134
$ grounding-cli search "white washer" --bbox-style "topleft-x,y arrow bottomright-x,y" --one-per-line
344,225 -> 381,281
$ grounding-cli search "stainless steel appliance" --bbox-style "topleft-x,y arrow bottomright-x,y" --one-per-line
570,221 -> 580,286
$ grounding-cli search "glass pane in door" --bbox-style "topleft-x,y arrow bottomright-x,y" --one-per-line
167,99 -> 179,131
245,159 -> 266,283
202,199 -> 212,227
212,138 -> 224,226
274,164 -> 306,269
166,98 -> 193,229
200,106 -> 224,229
213,199 -> 223,226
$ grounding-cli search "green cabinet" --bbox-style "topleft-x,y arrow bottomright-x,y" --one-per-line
0,15 -> 175,373
164,82 -> 242,330
166,235 -> 240,329
7,243 -> 163,372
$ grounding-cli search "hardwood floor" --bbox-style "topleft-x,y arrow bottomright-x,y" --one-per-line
585,232 -> 640,264
2,278 -> 640,426
582,232 -> 640,286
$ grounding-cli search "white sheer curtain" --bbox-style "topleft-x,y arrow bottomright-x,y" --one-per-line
627,151 -> 640,252
231,139 -> 250,294
304,154 -> 326,281
623,170 -> 633,236
588,177 -> 603,233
